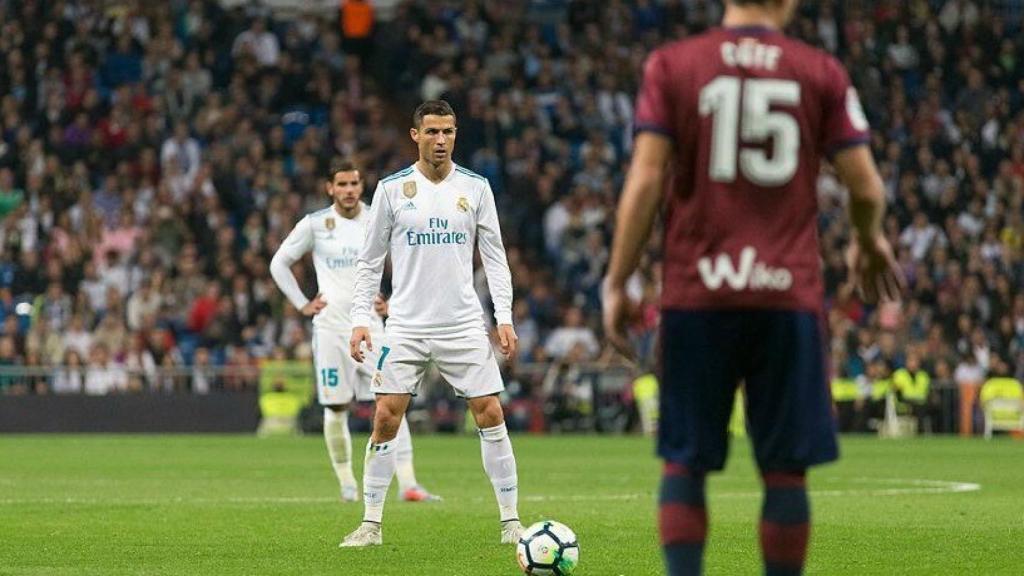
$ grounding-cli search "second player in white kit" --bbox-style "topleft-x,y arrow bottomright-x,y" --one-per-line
270,160 -> 438,504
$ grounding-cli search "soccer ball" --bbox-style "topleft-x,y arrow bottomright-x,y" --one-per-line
516,520 -> 579,575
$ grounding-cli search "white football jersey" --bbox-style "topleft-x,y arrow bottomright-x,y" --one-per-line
270,203 -> 384,335
351,163 -> 513,338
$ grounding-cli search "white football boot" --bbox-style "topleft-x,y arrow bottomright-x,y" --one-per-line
500,519 -> 524,544
339,522 -> 382,548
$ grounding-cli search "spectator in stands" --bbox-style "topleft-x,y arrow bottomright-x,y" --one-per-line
126,277 -> 161,332
901,213 -> 946,261
0,168 -> 24,219
191,346 -> 216,395
160,120 -> 201,182
0,335 -> 23,394
22,351 -> 48,395
93,314 -> 129,360
232,17 -> 279,68
123,334 -> 157,392
62,315 -> 93,359
83,343 -> 128,396
187,281 -> 221,335
52,350 -> 85,395
223,346 -> 257,392
544,306 -> 600,362
25,318 -> 64,366
340,0 -> 375,63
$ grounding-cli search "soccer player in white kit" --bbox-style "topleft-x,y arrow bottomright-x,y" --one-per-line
270,160 -> 438,503
339,101 -> 523,547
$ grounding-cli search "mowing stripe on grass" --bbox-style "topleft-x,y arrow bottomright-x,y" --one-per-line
0,478 -> 980,506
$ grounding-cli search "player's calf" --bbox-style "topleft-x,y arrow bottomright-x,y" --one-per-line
759,470 -> 809,576
370,394 -> 409,443
659,462 -> 707,576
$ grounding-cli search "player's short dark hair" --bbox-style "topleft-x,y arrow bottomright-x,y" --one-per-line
413,100 -> 456,128
729,0 -> 773,5
327,159 -> 361,181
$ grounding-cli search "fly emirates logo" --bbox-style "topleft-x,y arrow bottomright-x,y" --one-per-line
697,247 -> 793,292
406,217 -> 468,246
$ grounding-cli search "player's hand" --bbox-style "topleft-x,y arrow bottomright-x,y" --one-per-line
601,278 -> 635,361
373,294 -> 389,318
845,233 -> 906,304
301,294 -> 327,317
350,326 -> 372,363
496,324 -> 518,359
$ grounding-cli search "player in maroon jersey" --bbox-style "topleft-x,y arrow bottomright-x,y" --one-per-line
603,1 -> 904,575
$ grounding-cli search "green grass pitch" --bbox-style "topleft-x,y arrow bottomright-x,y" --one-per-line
1,434 -> 1022,575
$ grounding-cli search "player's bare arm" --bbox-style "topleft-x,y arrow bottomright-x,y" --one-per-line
602,132 -> 673,359
832,145 -> 906,303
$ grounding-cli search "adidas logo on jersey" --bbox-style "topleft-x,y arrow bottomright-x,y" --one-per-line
697,247 -> 793,292
402,201 -> 417,211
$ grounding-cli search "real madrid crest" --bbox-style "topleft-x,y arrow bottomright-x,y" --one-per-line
403,181 -> 417,198
325,217 -> 335,230
456,197 -> 469,212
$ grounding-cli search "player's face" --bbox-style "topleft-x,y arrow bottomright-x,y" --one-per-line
327,169 -> 362,210
411,114 -> 457,166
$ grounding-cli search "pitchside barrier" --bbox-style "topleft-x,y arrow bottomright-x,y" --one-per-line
0,362 -> 636,434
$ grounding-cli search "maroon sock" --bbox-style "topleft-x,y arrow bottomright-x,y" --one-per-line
660,463 -> 707,575
759,471 -> 809,576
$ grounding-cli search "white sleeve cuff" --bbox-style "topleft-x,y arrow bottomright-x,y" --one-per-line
350,312 -> 372,327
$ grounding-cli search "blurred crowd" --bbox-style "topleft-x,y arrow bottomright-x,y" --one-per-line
0,0 -> 402,395
0,0 -> 1022,434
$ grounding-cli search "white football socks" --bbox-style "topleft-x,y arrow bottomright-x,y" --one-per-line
323,408 -> 357,490
362,438 -> 397,523
479,423 -> 519,522
395,416 -> 419,492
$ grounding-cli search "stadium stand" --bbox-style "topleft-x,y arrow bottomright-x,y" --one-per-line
1,0 -> 1023,435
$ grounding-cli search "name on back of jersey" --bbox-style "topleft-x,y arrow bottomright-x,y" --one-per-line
721,38 -> 782,70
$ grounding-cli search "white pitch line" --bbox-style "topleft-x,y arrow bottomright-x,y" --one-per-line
0,478 -> 979,506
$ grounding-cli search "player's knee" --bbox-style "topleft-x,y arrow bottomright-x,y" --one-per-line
470,396 -> 505,429
326,403 -> 349,413
372,418 -> 400,442
373,402 -> 403,440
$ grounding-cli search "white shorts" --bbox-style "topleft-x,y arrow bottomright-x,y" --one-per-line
312,327 -> 377,405
373,333 -> 504,399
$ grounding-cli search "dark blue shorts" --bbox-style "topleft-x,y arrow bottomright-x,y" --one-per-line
658,309 -> 839,472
